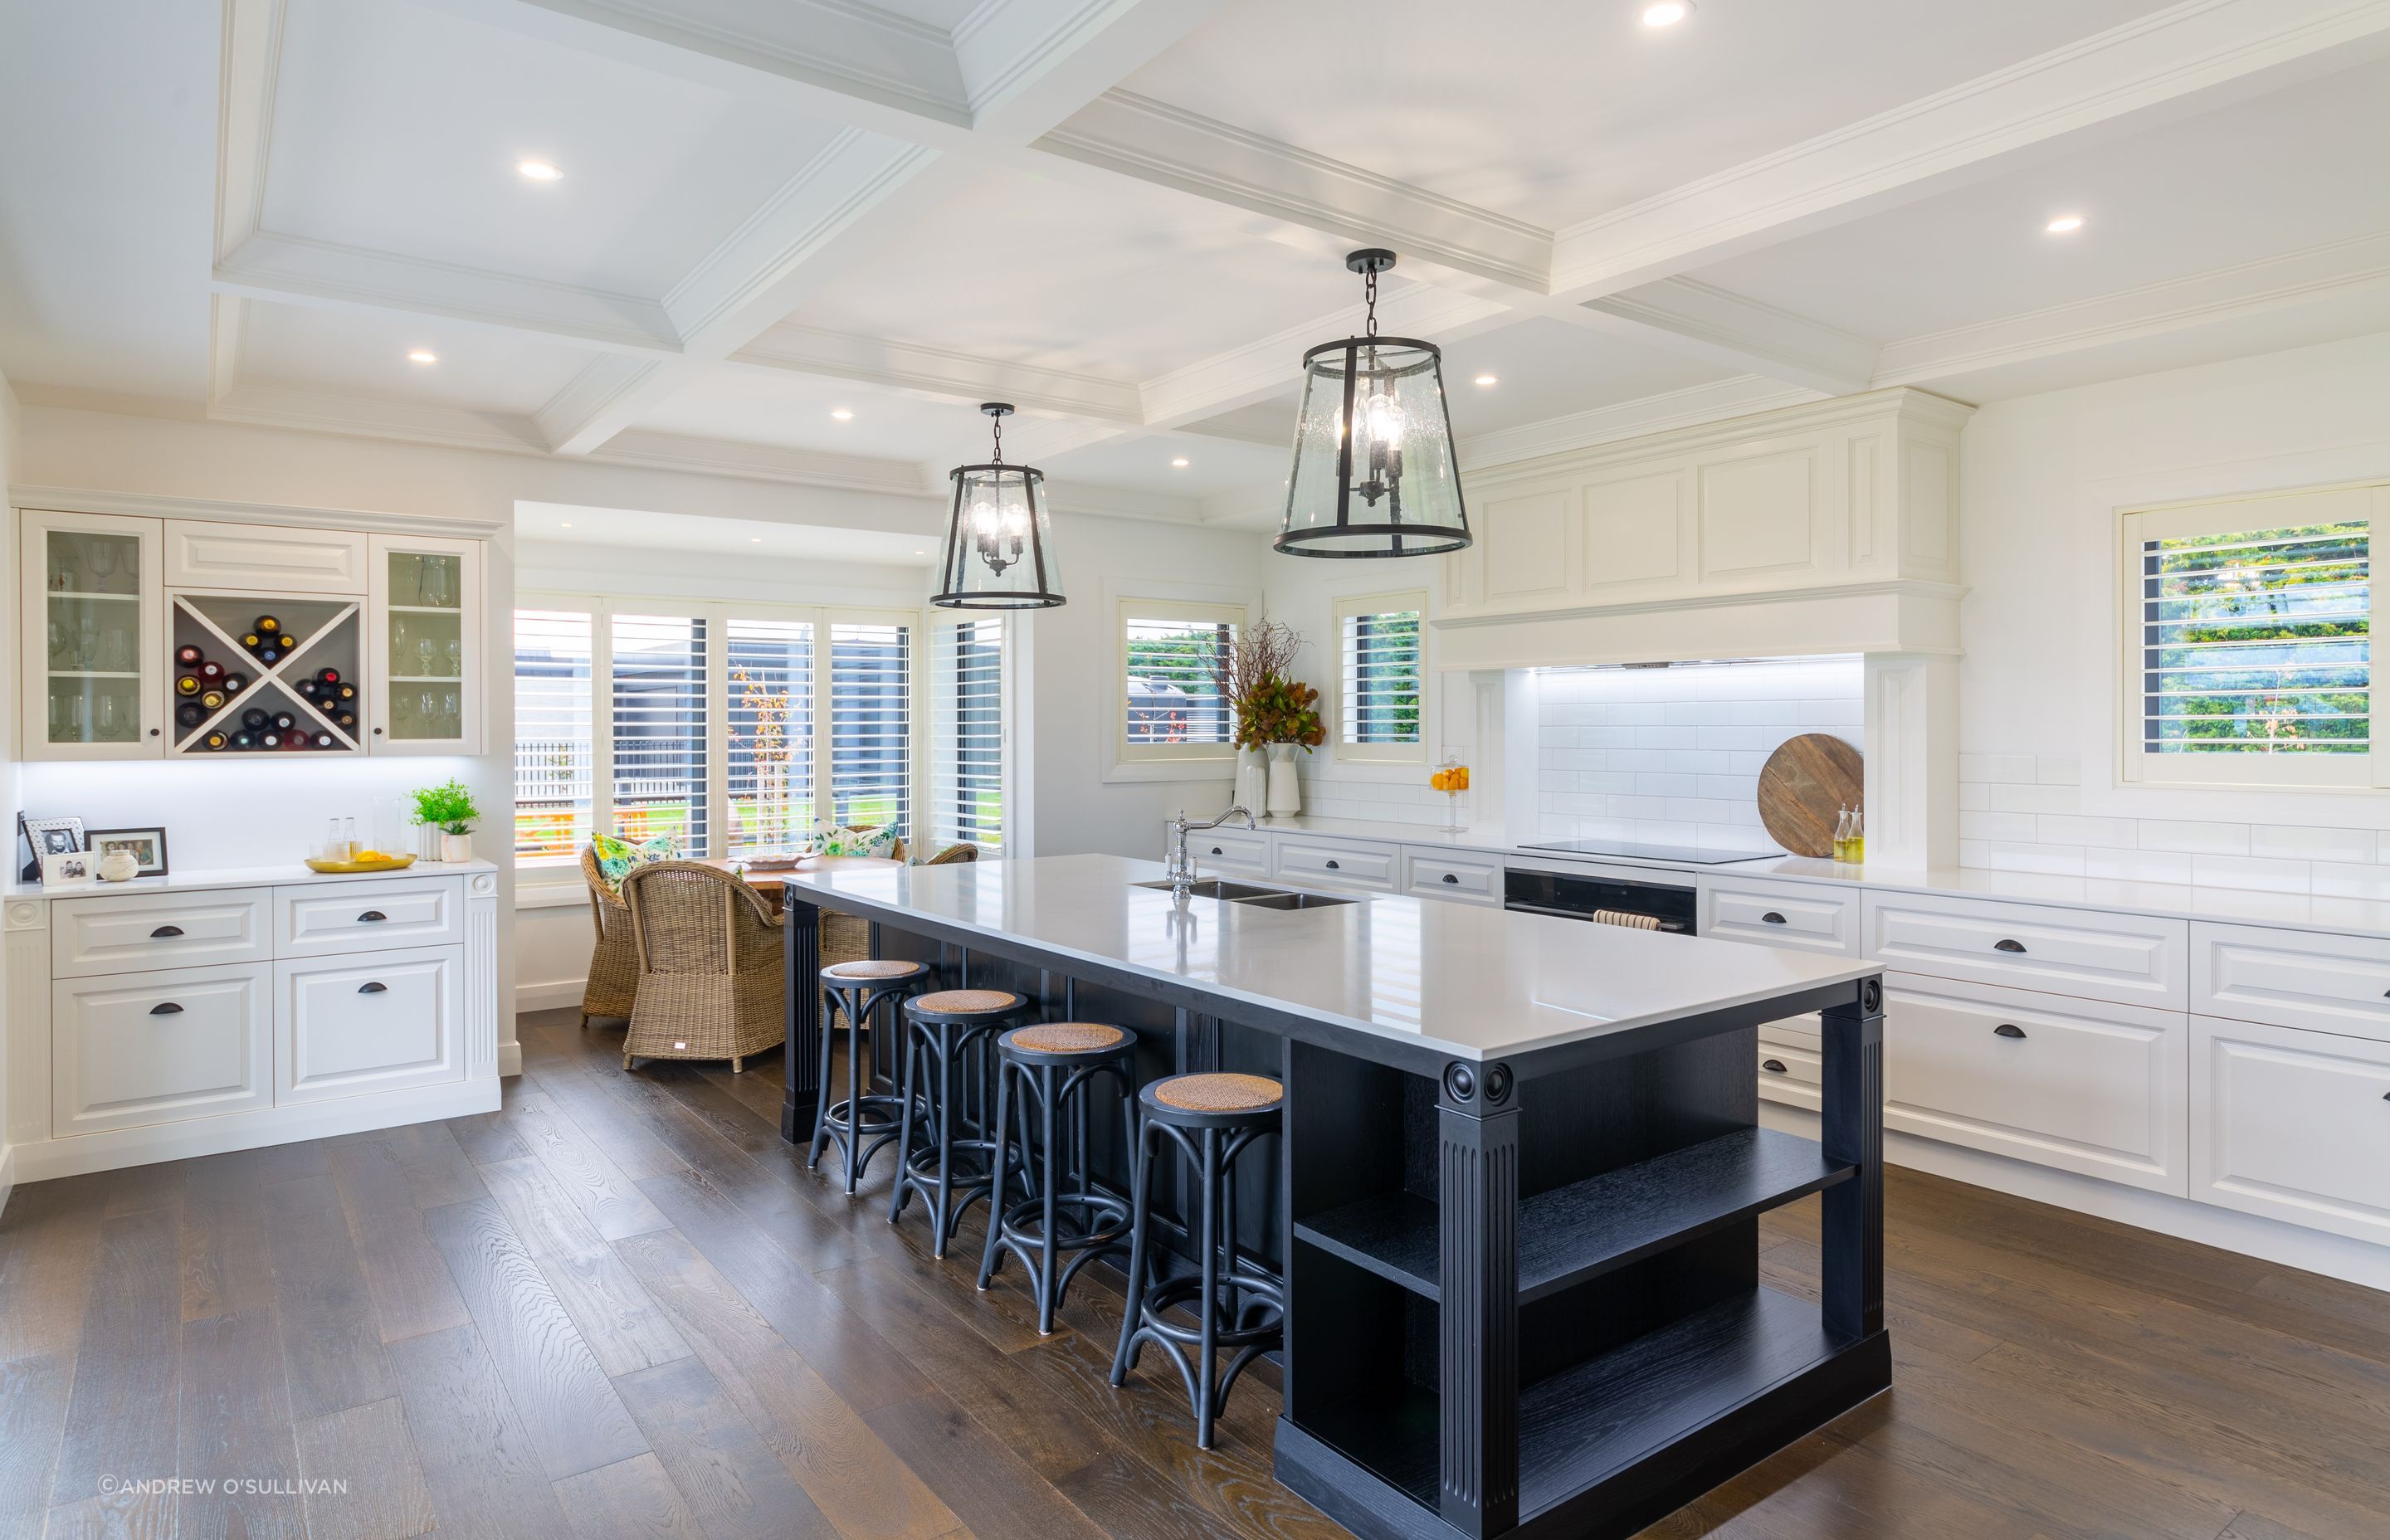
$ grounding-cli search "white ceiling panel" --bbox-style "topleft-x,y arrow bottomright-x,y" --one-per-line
1119,0 -> 2170,230
519,502 -> 939,563
260,0 -> 853,296
1043,429 -> 1287,499
234,300 -> 594,412
638,364 -> 978,461
780,167 -> 1363,380
1436,319 -> 1732,436
1692,58 -> 2390,345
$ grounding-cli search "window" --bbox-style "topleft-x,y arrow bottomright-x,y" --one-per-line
2122,485 -> 2385,787
513,610 -> 593,859
1120,599 -> 1241,764
1335,591 -> 1426,761
513,600 -> 924,865
931,615 -> 1006,853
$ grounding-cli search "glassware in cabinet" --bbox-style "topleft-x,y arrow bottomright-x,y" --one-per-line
368,534 -> 482,754
19,511 -> 165,758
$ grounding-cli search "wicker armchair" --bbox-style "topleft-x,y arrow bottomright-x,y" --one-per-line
579,845 -> 641,1026
618,861 -> 786,1073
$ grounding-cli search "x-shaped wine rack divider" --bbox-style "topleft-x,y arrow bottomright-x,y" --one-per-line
171,595 -> 363,753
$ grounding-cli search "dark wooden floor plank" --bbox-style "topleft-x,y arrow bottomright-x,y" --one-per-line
179,1146 -> 279,1322
476,1156 -> 693,1378
612,1226 -> 964,1540
501,1088 -> 677,1239
102,1160 -> 187,1217
385,1323 -> 579,1540
0,1172 -> 113,1361
264,1172 -> 396,1422
178,1304 -> 306,1540
37,1490 -> 175,1540
552,1453 -> 706,1540
50,1209 -> 181,1509
0,1352 -> 75,1540
865,1389 -> 1115,1540
328,1136 -> 474,1343
612,1356 -> 842,1540
422,1197 -> 651,1480
510,1057 -> 687,1183
375,1120 -> 493,1208
291,1396 -> 437,1540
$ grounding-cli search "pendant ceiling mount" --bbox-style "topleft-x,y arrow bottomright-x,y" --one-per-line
933,400 -> 1066,610
1276,248 -> 1471,560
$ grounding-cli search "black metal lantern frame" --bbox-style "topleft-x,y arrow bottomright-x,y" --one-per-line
933,402 -> 1066,610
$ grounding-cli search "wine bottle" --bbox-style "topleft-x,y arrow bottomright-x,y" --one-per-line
284,731 -> 310,752
333,709 -> 358,729
204,730 -> 229,752
176,673 -> 201,697
241,631 -> 262,651
296,679 -> 321,701
335,683 -> 356,702
199,660 -> 223,682
175,643 -> 202,667
176,702 -> 206,728
241,707 -> 268,731
222,671 -> 246,694
199,689 -> 227,710
256,615 -> 280,635
278,632 -> 302,655
231,731 -> 256,750
256,642 -> 281,665
261,732 -> 280,748
316,666 -> 341,686
312,733 -> 334,749
272,711 -> 295,732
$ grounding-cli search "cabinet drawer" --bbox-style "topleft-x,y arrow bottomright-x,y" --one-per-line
276,946 -> 463,1104
1757,1038 -> 1822,1112
1758,1011 -> 1822,1051
1863,893 -> 2186,1008
1884,973 -> 2186,1194
53,963 -> 272,1134
2190,1016 -> 2390,1246
165,519 -> 369,594
1273,836 -> 1398,891
1188,830 -> 1271,875
52,887 -> 271,977
1402,848 -> 1503,905
1701,879 -> 1858,955
276,876 -> 464,958
2192,923 -> 2390,1041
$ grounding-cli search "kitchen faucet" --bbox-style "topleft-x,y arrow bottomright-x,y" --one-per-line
1164,804 -> 1256,899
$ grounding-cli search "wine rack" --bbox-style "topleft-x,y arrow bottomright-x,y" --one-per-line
169,593 -> 365,756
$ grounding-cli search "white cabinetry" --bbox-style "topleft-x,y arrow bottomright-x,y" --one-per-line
1187,829 -> 1271,877
1272,833 -> 1400,892
278,945 -> 462,1104
1401,846 -> 1504,906
52,963 -> 273,1135
368,534 -> 483,755
2189,1016 -> 2390,1247
2192,923 -> 2390,1040
1700,878 -> 1858,956
164,520 -> 369,593
51,887 -> 272,977
1861,891 -> 2185,1008
18,509 -> 167,760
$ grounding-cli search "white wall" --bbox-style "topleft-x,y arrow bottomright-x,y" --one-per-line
1957,331 -> 2390,890
0,369 -> 19,1197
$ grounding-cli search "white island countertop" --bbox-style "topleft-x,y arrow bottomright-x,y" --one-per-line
783,852 -> 1874,1065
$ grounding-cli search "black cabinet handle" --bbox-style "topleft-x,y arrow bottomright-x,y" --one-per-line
150,924 -> 183,938
148,728 -> 159,737
1994,1023 -> 2027,1039
1761,911 -> 1787,924
1210,846 -> 1222,855
1441,872 -> 1459,884
358,982 -> 388,994
358,910 -> 387,923
149,1001 -> 183,1016
1324,859 -> 1339,870
1762,1058 -> 1788,1074
1993,938 -> 2027,953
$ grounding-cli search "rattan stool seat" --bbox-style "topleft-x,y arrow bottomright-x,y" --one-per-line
1010,1021 -> 1128,1054
823,958 -> 925,980
911,988 -> 1025,1016
1151,1072 -> 1281,1113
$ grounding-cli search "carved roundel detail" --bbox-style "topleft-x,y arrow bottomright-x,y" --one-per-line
4,901 -> 39,930
471,873 -> 497,897
1484,1063 -> 1514,1106
1861,977 -> 1883,1013
1442,1063 -> 1476,1104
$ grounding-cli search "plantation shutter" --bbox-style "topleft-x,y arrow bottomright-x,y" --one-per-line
611,614 -> 709,849
930,616 -> 1006,853
726,617 -> 815,852
513,608 -> 593,860
1338,593 -> 1424,755
1121,605 -> 1238,759
830,619 -> 912,839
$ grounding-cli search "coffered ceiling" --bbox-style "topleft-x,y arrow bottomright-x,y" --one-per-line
4,0 -> 2389,525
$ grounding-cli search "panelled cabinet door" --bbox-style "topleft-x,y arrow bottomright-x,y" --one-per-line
18,509 -> 167,760
368,534 -> 483,755
2190,1015 -> 2390,1246
277,946 -> 464,1103
53,963 -> 273,1134
164,520 -> 369,594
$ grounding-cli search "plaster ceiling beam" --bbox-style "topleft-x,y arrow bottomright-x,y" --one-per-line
1547,0 -> 2390,304
1573,278 -> 1880,397
728,322 -> 1146,424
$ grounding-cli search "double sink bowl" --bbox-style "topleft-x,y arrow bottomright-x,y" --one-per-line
1132,878 -> 1358,911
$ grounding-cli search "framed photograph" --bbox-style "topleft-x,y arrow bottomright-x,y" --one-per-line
17,815 -> 84,881
41,850 -> 98,889
87,827 -> 169,877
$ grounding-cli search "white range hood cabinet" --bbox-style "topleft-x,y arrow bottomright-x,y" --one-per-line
1435,387 -> 1973,868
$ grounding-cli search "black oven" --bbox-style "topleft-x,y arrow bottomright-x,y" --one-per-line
1503,866 -> 1697,933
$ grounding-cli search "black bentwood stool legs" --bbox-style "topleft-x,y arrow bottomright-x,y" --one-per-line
1111,1073 -> 1285,1450
978,1022 -> 1139,1334
808,959 -> 929,1193
890,988 -> 1033,1256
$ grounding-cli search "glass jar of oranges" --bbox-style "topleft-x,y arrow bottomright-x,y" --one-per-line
1429,758 -> 1470,831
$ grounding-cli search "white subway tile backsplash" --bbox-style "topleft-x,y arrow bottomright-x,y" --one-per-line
2036,756 -> 2082,786
1987,783 -> 2080,816
2085,849 -> 2194,884
1957,782 -> 1990,811
1983,841 -> 2085,876
2034,814 -> 2135,849
2137,820 -> 2253,856
1958,811 -> 2036,842
2189,854 -> 2311,894
2248,825 -> 2378,864
1980,754 -> 2038,784
2311,861 -> 2390,900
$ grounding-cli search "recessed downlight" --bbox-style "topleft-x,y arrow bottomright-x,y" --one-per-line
830,408 -> 854,421
1171,456 -> 1191,468
558,522 -> 573,529
518,160 -> 562,182
407,349 -> 438,364
2046,214 -> 2085,234
1641,2 -> 1690,26
1474,373 -> 1499,387
751,537 -> 763,543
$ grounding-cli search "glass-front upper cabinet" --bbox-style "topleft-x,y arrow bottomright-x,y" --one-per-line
18,509 -> 166,759
367,534 -> 483,755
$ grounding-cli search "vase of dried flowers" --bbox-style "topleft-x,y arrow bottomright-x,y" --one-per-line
1215,615 -> 1324,817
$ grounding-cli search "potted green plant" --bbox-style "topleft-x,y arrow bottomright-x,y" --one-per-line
410,778 -> 481,863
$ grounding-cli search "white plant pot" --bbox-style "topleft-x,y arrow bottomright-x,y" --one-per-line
439,831 -> 473,863
1266,743 -> 1302,816
1236,746 -> 1270,818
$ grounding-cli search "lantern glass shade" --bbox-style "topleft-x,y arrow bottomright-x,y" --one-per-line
1278,335 -> 1470,558
934,462 -> 1064,609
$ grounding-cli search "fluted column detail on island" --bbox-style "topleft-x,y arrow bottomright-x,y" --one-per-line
1438,1060 -> 1519,1538
1822,978 -> 1885,1345
781,897 -> 822,1142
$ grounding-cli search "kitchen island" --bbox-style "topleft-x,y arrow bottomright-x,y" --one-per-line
778,853 -> 1887,1540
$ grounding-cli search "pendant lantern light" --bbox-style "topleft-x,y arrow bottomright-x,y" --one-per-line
932,402 -> 1065,610
1277,249 -> 1471,559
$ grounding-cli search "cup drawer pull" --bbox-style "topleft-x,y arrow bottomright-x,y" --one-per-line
358,982 -> 388,995
1762,1058 -> 1788,1074
1324,859 -> 1339,870
1761,911 -> 1787,924
1993,938 -> 2027,953
1210,846 -> 1223,855
357,910 -> 388,923
149,1001 -> 183,1016
1993,1023 -> 2027,1040
150,924 -> 185,938
1441,873 -> 1459,884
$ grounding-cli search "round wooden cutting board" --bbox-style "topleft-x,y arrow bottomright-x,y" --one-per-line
1756,733 -> 1863,858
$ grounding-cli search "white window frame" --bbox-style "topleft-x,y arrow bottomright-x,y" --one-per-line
1114,595 -> 1246,778
929,612 -> 1016,855
1332,588 -> 1428,765
2117,484 -> 2386,791
514,592 -> 928,872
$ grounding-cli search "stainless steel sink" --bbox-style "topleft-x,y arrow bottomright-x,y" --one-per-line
1230,890 -> 1358,911
1132,878 -> 1283,901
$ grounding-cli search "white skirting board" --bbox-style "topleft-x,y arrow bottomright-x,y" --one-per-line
10,1075 -> 500,1184
1760,1102 -> 2390,1294
518,978 -> 587,1013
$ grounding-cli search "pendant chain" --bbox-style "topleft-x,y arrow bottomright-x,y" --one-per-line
989,412 -> 1003,465
1363,266 -> 1379,337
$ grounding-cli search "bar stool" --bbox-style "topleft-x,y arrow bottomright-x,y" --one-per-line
977,1022 -> 1138,1334
889,987 -> 1032,1257
809,958 -> 929,1194
1110,1072 -> 1285,1450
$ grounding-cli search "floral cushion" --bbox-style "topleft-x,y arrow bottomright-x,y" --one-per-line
814,823 -> 901,860
590,832 -> 678,890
